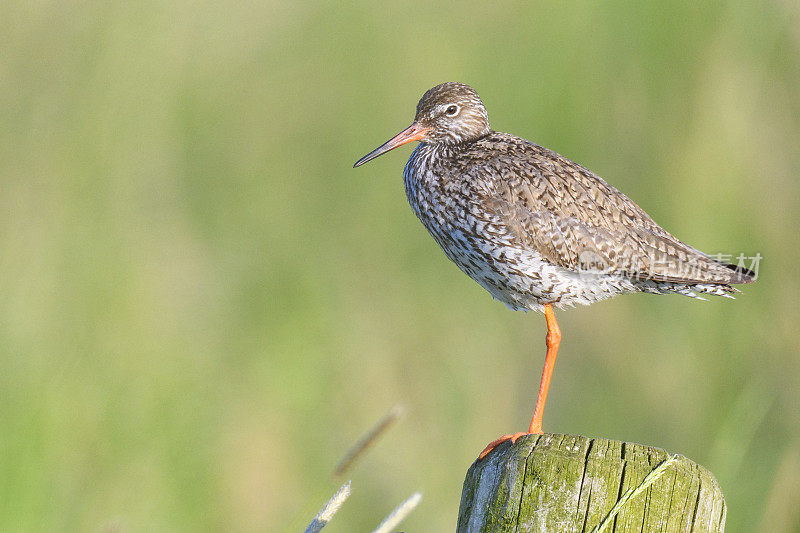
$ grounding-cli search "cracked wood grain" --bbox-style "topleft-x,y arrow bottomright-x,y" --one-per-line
457,434 -> 726,532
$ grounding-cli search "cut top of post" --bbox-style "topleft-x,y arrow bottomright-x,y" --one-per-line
457,434 -> 726,533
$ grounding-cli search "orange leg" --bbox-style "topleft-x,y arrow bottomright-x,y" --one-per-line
478,303 -> 561,460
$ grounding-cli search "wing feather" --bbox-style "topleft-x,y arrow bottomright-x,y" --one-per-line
465,136 -> 751,285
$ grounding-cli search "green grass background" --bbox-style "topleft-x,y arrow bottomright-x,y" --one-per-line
1,1 -> 798,531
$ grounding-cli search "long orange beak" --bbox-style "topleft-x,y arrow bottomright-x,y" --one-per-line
353,122 -> 429,167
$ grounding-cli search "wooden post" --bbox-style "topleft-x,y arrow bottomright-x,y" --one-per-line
457,434 -> 726,532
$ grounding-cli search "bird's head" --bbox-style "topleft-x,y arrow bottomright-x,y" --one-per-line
354,82 -> 490,167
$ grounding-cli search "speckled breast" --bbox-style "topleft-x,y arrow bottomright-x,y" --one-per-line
401,143 -> 637,312
403,144 -> 550,311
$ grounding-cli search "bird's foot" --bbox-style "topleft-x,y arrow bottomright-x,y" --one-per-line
478,431 -> 541,460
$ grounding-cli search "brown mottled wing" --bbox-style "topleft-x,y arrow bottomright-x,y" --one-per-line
468,136 -> 748,285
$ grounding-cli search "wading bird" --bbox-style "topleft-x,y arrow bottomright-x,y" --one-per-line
354,82 -> 754,459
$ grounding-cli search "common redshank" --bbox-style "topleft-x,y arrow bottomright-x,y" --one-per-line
353,82 -> 754,460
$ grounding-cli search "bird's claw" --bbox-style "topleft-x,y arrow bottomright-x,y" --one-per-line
478,431 -> 538,460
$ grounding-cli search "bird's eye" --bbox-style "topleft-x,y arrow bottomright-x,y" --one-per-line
445,104 -> 459,116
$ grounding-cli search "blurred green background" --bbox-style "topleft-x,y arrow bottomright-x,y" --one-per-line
2,1 -> 799,531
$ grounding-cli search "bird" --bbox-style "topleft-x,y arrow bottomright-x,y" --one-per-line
353,82 -> 755,460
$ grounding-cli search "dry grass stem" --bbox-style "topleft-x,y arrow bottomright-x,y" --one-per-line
303,481 -> 351,533
371,491 -> 423,533
334,405 -> 405,477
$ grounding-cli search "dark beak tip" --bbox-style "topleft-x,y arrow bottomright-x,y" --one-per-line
353,123 -> 424,170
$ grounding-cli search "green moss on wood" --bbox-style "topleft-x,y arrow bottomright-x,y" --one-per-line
457,434 -> 726,532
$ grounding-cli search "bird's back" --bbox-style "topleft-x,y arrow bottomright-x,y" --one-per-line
404,131 -> 753,311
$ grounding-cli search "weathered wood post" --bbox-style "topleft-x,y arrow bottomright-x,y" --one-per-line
457,434 -> 726,532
